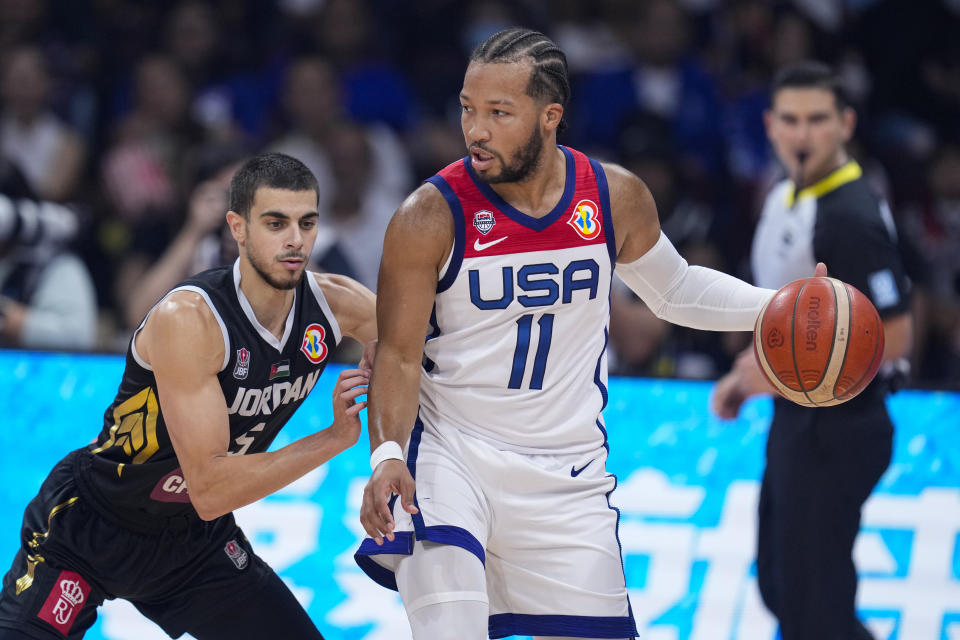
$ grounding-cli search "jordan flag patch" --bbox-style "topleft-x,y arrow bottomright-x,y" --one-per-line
269,360 -> 290,380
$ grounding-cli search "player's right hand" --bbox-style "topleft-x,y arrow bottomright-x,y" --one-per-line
361,459 -> 418,545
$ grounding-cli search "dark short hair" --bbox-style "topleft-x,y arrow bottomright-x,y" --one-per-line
771,61 -> 850,111
470,27 -> 570,133
228,152 -> 319,218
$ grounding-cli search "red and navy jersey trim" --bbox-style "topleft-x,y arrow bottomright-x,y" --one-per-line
464,146 -> 577,231
424,145 -> 614,293
424,174 -> 466,294
588,157 -> 617,266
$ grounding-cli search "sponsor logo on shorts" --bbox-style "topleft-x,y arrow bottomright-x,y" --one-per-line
37,570 -> 90,635
567,199 -> 601,240
233,347 -> 251,380
301,324 -> 328,364
224,539 -> 249,570
473,210 -> 495,235
149,468 -> 192,503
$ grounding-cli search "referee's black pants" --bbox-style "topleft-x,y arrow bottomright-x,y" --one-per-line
757,391 -> 892,640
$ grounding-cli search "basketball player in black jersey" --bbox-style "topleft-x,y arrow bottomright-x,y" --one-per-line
712,63 -> 913,639
0,152 -> 376,639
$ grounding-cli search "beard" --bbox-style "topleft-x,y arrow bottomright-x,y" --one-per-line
474,125 -> 544,184
246,245 -> 304,290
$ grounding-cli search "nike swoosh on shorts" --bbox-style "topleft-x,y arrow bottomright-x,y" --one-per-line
571,459 -> 594,477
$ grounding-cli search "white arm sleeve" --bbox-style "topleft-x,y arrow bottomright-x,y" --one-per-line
615,232 -> 775,331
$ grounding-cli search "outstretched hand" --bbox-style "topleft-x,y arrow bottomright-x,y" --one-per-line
328,367 -> 370,450
360,458 -> 418,545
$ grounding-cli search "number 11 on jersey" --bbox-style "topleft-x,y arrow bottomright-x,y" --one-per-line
508,313 -> 554,390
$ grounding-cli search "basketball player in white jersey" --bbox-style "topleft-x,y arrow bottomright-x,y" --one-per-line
355,28 -> 823,639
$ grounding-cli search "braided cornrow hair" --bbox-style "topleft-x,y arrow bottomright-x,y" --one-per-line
470,27 -> 570,133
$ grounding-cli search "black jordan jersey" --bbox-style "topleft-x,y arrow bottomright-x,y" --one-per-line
77,261 -> 341,520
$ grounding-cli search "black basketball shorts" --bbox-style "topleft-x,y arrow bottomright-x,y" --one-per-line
0,450 -> 322,639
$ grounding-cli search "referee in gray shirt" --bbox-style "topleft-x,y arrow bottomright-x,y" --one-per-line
713,62 -> 912,640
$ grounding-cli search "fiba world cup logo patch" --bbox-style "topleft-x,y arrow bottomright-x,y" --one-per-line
567,199 -> 601,240
300,323 -> 328,364
473,210 -> 496,235
224,539 -> 249,570
233,347 -> 250,380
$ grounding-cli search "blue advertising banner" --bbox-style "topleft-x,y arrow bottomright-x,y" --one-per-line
0,351 -> 958,639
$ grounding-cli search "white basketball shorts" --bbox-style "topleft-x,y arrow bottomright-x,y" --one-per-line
355,412 -> 637,639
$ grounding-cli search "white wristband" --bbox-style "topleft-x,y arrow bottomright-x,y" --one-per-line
370,440 -> 404,471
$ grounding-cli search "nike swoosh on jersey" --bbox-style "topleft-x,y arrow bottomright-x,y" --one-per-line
473,236 -> 509,251
570,459 -> 594,477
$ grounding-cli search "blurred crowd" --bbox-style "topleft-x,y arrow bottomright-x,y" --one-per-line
0,0 -> 957,387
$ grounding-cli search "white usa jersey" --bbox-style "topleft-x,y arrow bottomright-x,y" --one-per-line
419,146 -> 616,454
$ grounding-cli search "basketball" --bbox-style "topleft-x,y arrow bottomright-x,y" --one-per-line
753,276 -> 885,407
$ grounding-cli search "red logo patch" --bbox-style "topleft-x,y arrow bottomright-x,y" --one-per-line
473,210 -> 496,235
300,323 -> 328,364
37,570 -> 90,635
567,199 -> 602,240
224,539 -> 249,570
149,467 -> 192,503
233,347 -> 250,380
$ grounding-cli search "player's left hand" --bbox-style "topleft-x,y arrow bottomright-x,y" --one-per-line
329,367 -> 369,450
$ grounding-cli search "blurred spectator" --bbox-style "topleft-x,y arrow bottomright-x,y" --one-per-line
903,142 -> 960,384
271,56 -> 412,290
0,179 -> 96,349
550,0 -> 631,75
101,55 -> 201,226
611,127 -> 739,378
311,122 -> 407,290
405,115 -> 469,183
721,6 -> 820,185
104,54 -> 209,329
270,56 -> 340,201
0,0 -> 47,54
310,0 -> 417,132
609,278 -> 671,377
163,0 -> 279,140
165,0 -> 234,139
0,45 -> 85,202
120,142 -> 246,329
571,0 -> 725,178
